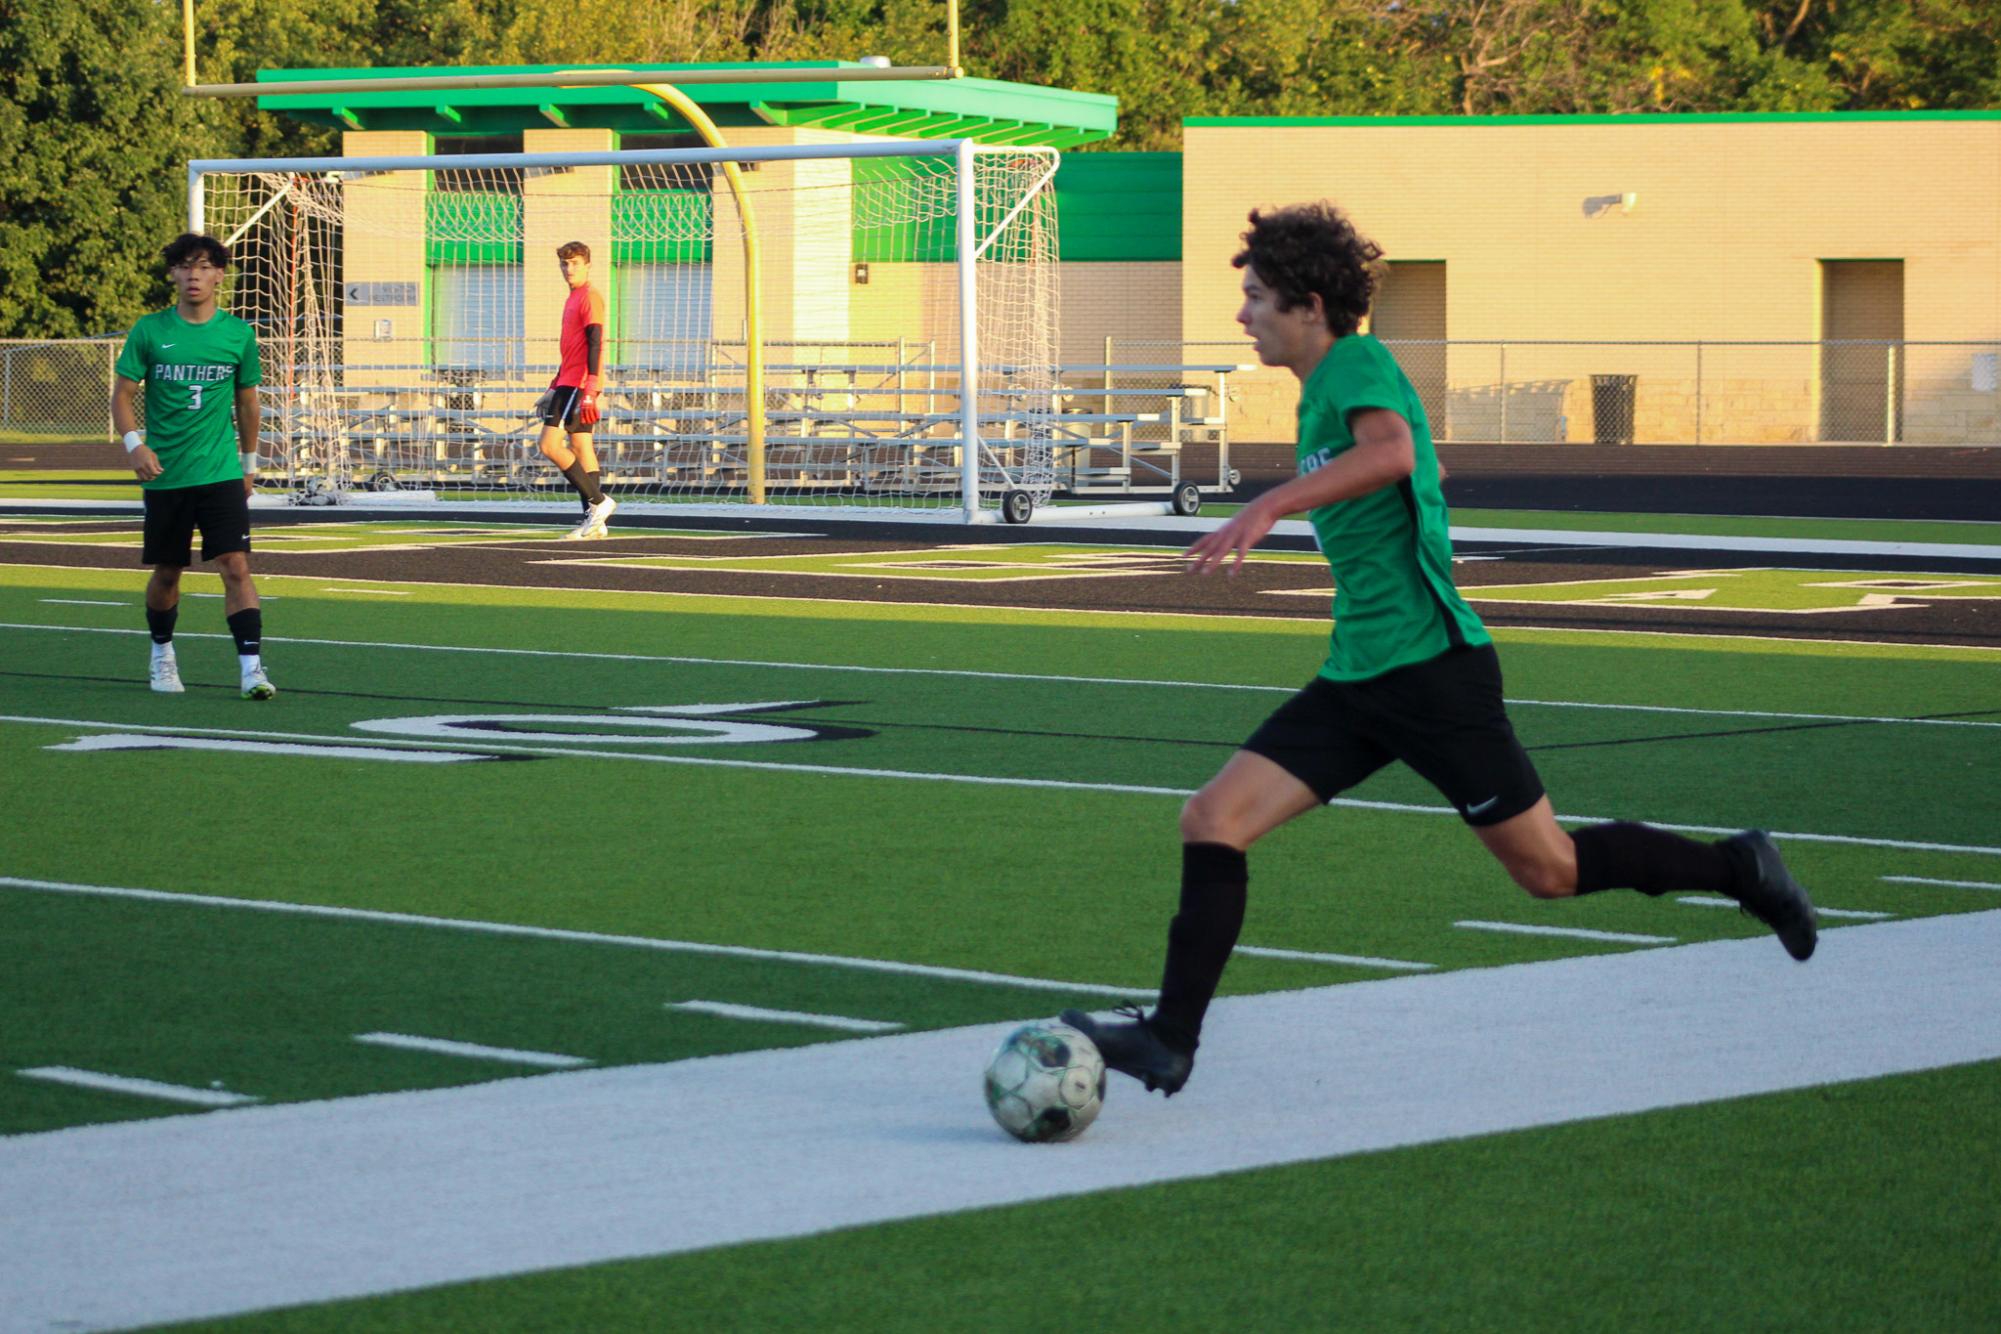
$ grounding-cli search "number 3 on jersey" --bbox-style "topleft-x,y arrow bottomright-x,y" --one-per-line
189,384 -> 203,411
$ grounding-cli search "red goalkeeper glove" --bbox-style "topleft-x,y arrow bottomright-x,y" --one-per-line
577,392 -> 601,427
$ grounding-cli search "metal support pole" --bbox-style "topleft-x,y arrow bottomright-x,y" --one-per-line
956,139 -> 981,520
1885,343 -> 1898,446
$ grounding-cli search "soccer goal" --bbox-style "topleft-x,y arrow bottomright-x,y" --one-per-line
189,140 -> 1061,521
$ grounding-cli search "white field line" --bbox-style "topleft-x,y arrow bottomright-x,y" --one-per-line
48,734 -> 496,763
1882,874 -> 2001,892
10,553 -> 2001,658
667,1001 -> 903,1033
38,598 -> 127,606
353,1033 -> 591,1070
1447,525 -> 2001,560
1455,920 -> 1677,945
4,911 -> 1997,1332
1675,894 -> 1893,921
5,618 -> 2000,727
0,877 -> 1152,1000
8,710 -> 2001,859
1234,944 -> 1435,971
16,1067 -> 257,1108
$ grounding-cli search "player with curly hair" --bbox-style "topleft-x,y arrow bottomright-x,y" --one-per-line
1064,203 -> 1818,1097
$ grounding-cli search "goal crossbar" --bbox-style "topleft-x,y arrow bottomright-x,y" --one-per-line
189,140 -> 1061,520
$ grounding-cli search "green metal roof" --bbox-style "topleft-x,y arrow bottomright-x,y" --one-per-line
1187,111 -> 2001,128
257,62 -> 1116,147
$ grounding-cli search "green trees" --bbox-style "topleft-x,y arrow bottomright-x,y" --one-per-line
1,0 -> 1994,337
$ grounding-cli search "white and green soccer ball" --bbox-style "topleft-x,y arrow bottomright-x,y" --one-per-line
983,1021 -> 1107,1143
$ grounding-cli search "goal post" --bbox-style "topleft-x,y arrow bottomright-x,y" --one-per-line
188,140 -> 1060,520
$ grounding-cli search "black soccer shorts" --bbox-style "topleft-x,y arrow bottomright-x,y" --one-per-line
537,385 -> 590,431
141,478 -> 252,568
1241,643 -> 1546,827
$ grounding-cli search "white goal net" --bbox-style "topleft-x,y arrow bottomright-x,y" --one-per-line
191,141 -> 1060,519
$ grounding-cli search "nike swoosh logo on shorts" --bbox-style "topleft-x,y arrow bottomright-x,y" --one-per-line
1466,796 -> 1500,815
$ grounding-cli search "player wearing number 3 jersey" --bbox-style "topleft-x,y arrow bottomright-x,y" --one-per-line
112,232 -> 274,700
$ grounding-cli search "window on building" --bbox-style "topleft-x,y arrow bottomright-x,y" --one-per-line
432,134 -> 526,193
617,263 -> 713,378
433,264 -> 524,377
617,133 -> 717,191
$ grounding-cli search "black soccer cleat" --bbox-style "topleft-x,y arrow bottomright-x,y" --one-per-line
1060,1005 -> 1196,1097
1723,830 -> 1818,961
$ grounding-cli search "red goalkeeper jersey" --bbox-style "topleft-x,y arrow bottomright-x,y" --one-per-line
555,284 -> 606,387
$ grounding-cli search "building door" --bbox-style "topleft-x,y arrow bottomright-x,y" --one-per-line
1820,260 -> 1903,442
1371,261 -> 1447,437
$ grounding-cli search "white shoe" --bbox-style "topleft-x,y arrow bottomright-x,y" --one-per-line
582,494 -> 618,537
150,651 -> 184,694
241,666 -> 276,700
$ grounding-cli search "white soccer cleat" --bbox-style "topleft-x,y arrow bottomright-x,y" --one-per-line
150,651 -> 185,694
240,666 -> 276,701
582,494 -> 618,537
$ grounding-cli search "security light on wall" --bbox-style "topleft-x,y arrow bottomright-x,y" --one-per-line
853,262 -> 870,285
1583,192 -> 1639,217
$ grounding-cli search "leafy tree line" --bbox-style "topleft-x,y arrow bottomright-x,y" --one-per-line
2,0 -> 1995,338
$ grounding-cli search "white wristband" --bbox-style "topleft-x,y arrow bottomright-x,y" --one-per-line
122,431 -> 144,454
241,451 -> 260,477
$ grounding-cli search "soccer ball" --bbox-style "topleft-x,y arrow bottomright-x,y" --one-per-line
983,1021 -> 1107,1143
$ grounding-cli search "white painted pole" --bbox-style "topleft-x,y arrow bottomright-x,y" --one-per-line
956,139 -> 981,521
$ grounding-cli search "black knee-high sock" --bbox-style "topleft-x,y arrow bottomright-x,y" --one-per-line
226,608 -> 262,657
586,471 -> 602,509
146,607 -> 177,645
1572,821 -> 1738,897
561,461 -> 603,505
1151,842 -> 1248,1048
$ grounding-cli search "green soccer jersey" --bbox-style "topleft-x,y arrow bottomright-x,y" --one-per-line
1296,333 -> 1490,681
115,307 -> 262,492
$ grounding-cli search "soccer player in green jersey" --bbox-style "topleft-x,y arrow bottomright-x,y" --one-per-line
1064,203 -> 1817,1097
112,233 -> 274,699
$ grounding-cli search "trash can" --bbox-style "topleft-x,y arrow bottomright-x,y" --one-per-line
1590,374 -> 1637,445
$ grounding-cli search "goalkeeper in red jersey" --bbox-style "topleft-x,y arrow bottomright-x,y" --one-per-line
538,241 -> 617,539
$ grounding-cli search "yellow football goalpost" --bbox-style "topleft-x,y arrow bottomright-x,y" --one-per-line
177,0 -> 967,506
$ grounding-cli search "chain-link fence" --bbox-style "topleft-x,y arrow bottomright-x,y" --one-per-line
0,339 -> 124,440
1113,339 -> 2001,447
12,335 -> 2001,451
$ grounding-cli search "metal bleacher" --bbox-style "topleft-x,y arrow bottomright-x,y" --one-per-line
280,358 -> 1244,508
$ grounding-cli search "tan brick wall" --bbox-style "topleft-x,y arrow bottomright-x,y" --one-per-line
338,131 -> 429,380
1184,119 -> 2001,443
523,128 -> 614,385
1057,263 -> 1181,366
710,127 -> 866,356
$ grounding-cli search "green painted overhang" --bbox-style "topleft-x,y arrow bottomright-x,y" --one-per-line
256,62 -> 1117,146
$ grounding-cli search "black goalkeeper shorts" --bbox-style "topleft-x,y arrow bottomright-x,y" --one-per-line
537,385 -> 590,431
1241,643 -> 1545,827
